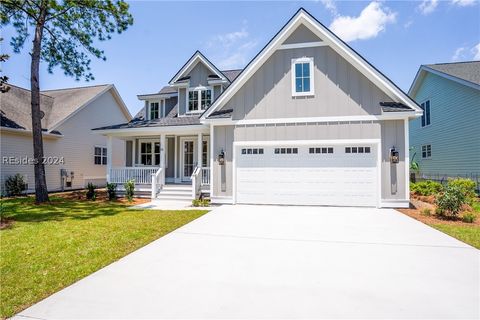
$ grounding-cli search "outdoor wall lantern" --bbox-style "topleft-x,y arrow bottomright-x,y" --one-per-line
390,147 -> 399,164
218,149 -> 225,165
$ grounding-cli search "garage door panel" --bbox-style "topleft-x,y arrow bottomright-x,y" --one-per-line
236,145 -> 378,207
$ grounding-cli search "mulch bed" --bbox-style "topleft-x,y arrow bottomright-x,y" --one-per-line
0,218 -> 14,230
398,194 -> 480,227
53,189 -> 150,206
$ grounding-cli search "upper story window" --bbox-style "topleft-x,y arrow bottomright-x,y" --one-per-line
291,57 -> 314,97
188,88 -> 212,113
150,102 -> 159,119
420,100 -> 431,127
421,144 -> 431,159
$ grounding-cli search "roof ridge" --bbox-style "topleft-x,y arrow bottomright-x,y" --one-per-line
4,83 -> 55,99
41,83 -> 111,92
426,60 -> 480,66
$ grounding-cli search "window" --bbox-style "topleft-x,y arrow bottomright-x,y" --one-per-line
345,146 -> 371,154
150,102 -> 159,119
309,147 -> 334,154
274,147 -> 298,154
241,148 -> 264,155
292,57 -> 314,96
140,141 -> 160,165
188,88 -> 212,112
420,100 -> 431,127
202,140 -> 208,167
422,145 -> 431,159
94,147 -> 107,165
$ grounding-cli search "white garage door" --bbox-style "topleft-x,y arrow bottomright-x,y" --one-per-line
235,144 -> 378,207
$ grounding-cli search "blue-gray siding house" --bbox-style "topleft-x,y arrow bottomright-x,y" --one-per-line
408,61 -> 480,182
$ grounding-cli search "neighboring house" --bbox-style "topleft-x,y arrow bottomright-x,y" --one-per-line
1,84 -> 131,193
93,8 -> 422,208
408,61 -> 480,183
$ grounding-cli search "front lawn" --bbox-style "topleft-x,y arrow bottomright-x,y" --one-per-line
430,224 -> 480,249
0,196 -> 207,319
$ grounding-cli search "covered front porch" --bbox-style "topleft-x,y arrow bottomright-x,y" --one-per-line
102,125 -> 211,200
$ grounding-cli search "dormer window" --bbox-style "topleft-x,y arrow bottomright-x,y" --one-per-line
188,87 -> 212,112
291,57 -> 314,97
150,102 -> 159,119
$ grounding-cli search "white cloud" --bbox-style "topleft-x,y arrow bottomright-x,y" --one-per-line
205,22 -> 258,70
472,43 -> 480,60
329,2 -> 397,42
404,20 -> 413,29
452,47 -> 466,61
418,0 -> 439,15
320,0 -> 338,15
451,0 -> 477,6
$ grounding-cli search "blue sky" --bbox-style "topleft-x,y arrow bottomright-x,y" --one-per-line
3,0 -> 479,116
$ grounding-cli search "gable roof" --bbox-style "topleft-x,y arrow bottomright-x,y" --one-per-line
169,50 -> 229,85
0,84 -> 131,134
201,8 -> 423,120
409,61 -> 480,97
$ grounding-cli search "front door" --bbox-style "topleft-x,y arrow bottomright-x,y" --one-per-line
182,140 -> 195,181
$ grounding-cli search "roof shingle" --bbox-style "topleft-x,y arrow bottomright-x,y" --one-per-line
426,61 -> 480,86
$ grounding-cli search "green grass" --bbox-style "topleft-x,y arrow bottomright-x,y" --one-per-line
0,197 -> 207,319
430,224 -> 480,249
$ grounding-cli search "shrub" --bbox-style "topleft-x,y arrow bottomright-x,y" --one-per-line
435,185 -> 466,217
124,179 -> 135,202
86,183 -> 97,201
410,180 -> 443,196
421,208 -> 432,216
192,198 -> 210,207
106,182 -> 117,201
4,174 -> 26,196
435,207 -> 445,217
447,178 -> 477,204
462,212 -> 477,223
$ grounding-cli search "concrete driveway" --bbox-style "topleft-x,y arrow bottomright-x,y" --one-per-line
15,205 -> 479,319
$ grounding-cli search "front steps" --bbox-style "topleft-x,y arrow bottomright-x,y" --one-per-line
156,184 -> 193,201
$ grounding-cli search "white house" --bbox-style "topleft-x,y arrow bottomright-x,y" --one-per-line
93,8 -> 422,208
1,84 -> 131,193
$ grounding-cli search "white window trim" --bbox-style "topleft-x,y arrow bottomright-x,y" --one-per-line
421,144 -> 432,159
148,101 -> 161,120
138,139 -> 160,166
94,145 -> 107,165
186,86 -> 213,114
291,57 -> 314,97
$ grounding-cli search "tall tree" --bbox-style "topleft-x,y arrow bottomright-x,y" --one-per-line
1,0 -> 133,203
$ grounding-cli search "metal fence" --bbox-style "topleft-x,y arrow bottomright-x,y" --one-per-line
413,173 -> 480,194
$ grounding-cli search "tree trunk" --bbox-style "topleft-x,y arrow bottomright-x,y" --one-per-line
30,9 -> 49,203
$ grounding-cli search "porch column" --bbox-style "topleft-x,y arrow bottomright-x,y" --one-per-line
132,138 -> 136,166
160,134 -> 166,185
174,136 -> 178,182
197,133 -> 203,168
106,136 -> 113,183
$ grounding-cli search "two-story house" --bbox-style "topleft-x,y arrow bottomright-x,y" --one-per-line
408,61 -> 480,186
93,8 -> 423,208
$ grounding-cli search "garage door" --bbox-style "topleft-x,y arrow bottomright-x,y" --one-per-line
235,144 -> 378,207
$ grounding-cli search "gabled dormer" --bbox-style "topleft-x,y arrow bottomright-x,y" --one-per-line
137,86 -> 178,121
169,51 -> 231,116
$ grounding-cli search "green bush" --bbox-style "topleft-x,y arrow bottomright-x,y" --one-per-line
410,180 -> 443,196
124,179 -> 135,202
447,178 -> 477,204
435,185 -> 466,217
462,212 -> 477,223
192,198 -> 210,207
86,183 -> 97,201
421,208 -> 432,216
4,174 -> 26,196
106,183 -> 117,201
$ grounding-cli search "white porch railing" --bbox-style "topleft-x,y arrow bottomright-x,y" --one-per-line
151,168 -> 163,199
201,167 -> 210,186
109,167 -> 158,185
191,167 -> 210,199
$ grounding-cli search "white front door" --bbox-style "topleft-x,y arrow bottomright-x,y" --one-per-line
182,139 -> 195,181
235,143 -> 378,207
